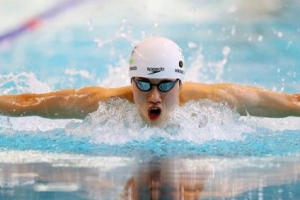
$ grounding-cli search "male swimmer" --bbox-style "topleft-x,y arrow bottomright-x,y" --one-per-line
0,36 -> 300,126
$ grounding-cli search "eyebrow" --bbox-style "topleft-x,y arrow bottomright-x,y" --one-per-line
136,78 -> 175,82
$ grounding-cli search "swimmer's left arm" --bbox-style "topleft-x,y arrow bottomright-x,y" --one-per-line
0,87 -> 105,119
180,82 -> 300,118
0,86 -> 133,119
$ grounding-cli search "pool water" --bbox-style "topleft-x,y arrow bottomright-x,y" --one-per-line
0,0 -> 300,199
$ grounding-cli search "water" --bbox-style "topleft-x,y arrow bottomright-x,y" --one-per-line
0,0 -> 300,199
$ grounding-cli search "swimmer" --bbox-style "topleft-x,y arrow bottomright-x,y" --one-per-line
0,36 -> 300,126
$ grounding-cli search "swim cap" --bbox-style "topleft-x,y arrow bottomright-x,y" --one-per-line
129,36 -> 185,82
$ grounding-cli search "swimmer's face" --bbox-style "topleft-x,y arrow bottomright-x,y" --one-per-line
131,77 -> 181,126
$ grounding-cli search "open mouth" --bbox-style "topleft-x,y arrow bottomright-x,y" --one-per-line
148,107 -> 161,120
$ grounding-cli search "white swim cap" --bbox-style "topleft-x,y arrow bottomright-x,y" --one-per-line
129,36 -> 185,82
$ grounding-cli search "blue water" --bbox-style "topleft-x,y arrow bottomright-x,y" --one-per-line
0,0 -> 300,199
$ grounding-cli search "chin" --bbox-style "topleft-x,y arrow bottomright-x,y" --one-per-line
149,116 -> 167,127
149,120 -> 162,126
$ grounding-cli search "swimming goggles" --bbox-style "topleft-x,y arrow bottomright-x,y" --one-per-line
133,78 -> 179,92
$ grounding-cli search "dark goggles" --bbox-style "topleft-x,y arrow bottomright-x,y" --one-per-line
133,78 -> 179,92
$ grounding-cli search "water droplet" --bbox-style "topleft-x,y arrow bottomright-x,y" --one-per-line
188,42 -> 197,49
222,46 -> 231,56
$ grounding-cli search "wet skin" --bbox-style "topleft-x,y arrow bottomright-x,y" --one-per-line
1,80 -> 300,121
131,78 -> 181,126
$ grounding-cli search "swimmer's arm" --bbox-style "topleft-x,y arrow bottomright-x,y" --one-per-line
180,82 -> 300,117
0,86 -> 133,119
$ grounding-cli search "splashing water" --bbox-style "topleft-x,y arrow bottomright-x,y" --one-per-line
0,72 -> 51,94
0,30 -> 299,157
65,98 -> 251,145
0,48 -> 300,156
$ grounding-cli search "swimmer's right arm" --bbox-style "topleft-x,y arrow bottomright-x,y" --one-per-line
180,82 -> 300,118
0,86 -> 133,119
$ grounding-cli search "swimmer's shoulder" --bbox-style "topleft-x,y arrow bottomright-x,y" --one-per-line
180,82 -> 212,104
77,85 -> 134,103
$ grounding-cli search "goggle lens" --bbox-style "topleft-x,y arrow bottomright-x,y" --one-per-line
134,79 -> 179,92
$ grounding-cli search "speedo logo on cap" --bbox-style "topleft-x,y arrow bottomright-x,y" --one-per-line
147,67 -> 164,75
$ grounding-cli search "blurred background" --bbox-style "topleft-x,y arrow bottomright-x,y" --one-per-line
0,0 -> 299,92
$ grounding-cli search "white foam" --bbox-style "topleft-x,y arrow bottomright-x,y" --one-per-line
64,98 -> 252,145
63,95 -> 300,145
7,117 -> 73,132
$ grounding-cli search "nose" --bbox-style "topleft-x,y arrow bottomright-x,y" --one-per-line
148,87 -> 162,104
